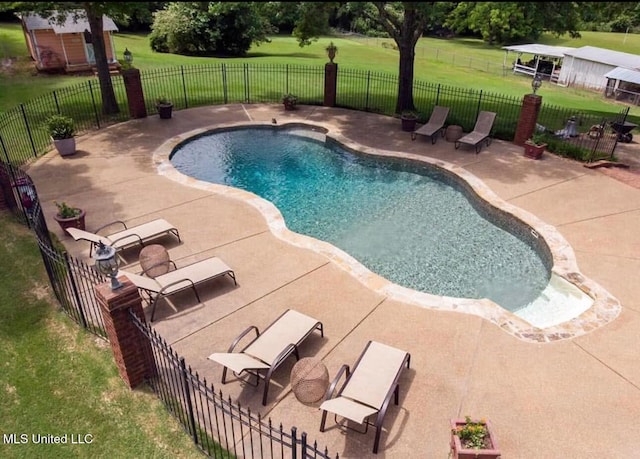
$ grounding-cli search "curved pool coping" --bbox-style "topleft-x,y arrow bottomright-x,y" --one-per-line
152,121 -> 621,343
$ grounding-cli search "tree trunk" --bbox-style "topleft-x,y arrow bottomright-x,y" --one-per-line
396,44 -> 416,114
396,5 -> 422,114
85,6 -> 120,116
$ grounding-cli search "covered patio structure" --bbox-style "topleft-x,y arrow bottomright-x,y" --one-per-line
604,67 -> 640,106
503,43 -> 576,83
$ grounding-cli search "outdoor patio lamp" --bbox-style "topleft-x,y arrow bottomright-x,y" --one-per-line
531,75 -> 543,94
123,48 -> 133,65
94,241 -> 123,290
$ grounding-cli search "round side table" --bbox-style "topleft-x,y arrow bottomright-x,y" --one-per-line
291,357 -> 329,404
139,244 -> 170,278
446,125 -> 464,142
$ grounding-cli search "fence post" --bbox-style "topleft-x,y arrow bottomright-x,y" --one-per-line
53,90 -> 60,114
121,68 -> 147,119
19,104 -> 37,158
88,80 -> 101,129
365,71 -> 371,112
181,65 -> 188,109
291,427 -> 297,459
286,64 -> 289,96
222,64 -> 228,105
180,357 -> 199,445
324,63 -> 338,107
64,252 -> 89,328
514,93 -> 542,146
244,63 -> 250,103
475,90 -> 483,118
96,277 -> 154,388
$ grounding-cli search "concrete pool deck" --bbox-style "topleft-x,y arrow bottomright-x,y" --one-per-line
27,104 -> 640,458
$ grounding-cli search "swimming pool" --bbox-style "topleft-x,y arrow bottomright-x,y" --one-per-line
170,126 -> 551,313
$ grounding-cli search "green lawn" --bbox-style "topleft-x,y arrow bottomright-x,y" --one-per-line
0,213 -> 203,459
2,21 -> 640,119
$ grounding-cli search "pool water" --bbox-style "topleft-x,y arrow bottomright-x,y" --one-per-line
170,127 -> 551,312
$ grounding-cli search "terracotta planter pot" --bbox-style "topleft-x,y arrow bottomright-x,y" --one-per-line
450,419 -> 501,459
524,142 -> 546,160
54,209 -> 86,232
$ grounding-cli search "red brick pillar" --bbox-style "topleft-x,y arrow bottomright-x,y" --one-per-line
96,277 -> 155,388
324,63 -> 338,107
121,68 -> 147,119
514,93 -> 542,146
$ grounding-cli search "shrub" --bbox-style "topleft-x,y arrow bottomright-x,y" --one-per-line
54,201 -> 81,218
149,2 -> 273,57
45,115 -> 75,140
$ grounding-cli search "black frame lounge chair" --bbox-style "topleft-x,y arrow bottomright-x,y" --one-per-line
454,111 -> 497,154
208,309 -> 324,405
66,218 -> 181,257
411,105 -> 450,144
119,256 -> 237,322
319,340 -> 411,454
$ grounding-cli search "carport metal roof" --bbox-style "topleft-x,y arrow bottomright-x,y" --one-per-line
502,44 -> 577,58
604,67 -> 640,85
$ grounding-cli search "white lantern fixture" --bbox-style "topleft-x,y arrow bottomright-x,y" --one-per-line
94,241 -> 123,290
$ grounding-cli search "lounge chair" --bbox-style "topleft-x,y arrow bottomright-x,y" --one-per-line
319,340 -> 411,454
119,256 -> 237,322
66,218 -> 181,257
208,309 -> 324,406
454,111 -> 497,154
411,105 -> 450,144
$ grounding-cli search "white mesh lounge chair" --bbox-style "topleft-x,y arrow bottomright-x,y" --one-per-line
119,256 -> 237,322
319,341 -> 411,454
66,218 -> 181,256
411,105 -> 450,144
208,309 -> 324,405
454,111 -> 497,154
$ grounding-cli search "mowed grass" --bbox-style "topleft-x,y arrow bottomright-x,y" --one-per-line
2,20 -> 640,119
0,214 -> 203,459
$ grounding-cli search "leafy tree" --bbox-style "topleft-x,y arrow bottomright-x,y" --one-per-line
9,2 -> 142,115
256,1 -> 302,34
149,2 -> 274,56
445,2 -> 581,44
293,2 -> 431,114
112,2 -> 166,32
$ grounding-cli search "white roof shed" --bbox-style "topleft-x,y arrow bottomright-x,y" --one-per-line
21,11 -> 119,34
502,44 -> 577,59
557,46 -> 640,90
502,44 -> 577,81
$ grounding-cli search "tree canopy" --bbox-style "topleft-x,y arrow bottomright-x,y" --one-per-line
444,2 -> 581,44
149,2 -> 274,57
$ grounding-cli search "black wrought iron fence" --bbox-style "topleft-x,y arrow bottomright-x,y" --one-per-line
0,63 -> 626,166
537,103 -> 629,161
0,163 -> 337,458
130,311 -> 337,459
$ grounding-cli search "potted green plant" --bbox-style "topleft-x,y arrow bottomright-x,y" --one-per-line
450,417 -> 500,459
400,110 -> 419,132
282,93 -> 298,111
53,201 -> 86,232
326,41 -> 338,63
45,114 -> 76,156
156,95 -> 173,119
524,132 -> 547,160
